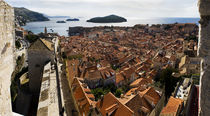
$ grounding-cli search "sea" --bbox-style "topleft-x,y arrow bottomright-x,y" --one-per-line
22,17 -> 200,36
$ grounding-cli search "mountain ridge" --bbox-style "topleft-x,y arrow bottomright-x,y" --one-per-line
14,7 -> 49,26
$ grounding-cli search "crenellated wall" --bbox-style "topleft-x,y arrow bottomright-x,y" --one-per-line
198,0 -> 210,115
0,0 -> 15,115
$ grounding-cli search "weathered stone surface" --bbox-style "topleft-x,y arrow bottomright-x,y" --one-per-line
199,0 -> 210,16
28,39 -> 54,93
37,62 -> 59,116
0,0 -> 15,115
198,0 -> 210,115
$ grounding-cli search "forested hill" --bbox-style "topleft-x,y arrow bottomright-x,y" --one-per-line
14,7 -> 49,26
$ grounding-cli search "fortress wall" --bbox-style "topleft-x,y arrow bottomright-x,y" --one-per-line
28,50 -> 54,93
0,1 -> 15,115
198,0 -> 210,115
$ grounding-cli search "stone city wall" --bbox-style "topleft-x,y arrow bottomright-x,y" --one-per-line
198,0 -> 210,115
28,50 -> 54,93
0,0 -> 15,115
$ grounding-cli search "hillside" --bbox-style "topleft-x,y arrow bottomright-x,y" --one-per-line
87,15 -> 127,23
14,7 -> 49,26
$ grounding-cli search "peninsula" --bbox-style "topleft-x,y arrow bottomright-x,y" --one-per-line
14,7 -> 49,26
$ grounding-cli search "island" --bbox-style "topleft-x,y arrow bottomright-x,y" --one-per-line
47,16 -> 70,18
87,15 -> 127,23
56,21 -> 66,23
14,7 -> 49,26
66,18 -> 79,21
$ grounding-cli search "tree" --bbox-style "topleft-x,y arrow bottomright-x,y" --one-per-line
15,40 -> 21,49
115,89 -> 123,98
159,68 -> 180,100
62,52 -> 67,59
16,54 -> 25,71
91,88 -> 105,101
67,54 -> 83,60
185,35 -> 198,42
25,34 -> 39,43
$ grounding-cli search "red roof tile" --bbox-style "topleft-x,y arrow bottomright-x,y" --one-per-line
96,92 -> 134,116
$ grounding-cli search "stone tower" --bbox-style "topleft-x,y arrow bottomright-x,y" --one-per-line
44,27 -> 47,35
0,0 -> 15,115
198,0 -> 210,115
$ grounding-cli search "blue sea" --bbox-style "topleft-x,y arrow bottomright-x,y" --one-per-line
22,17 -> 200,36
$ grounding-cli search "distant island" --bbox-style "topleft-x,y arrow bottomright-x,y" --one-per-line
87,15 -> 127,23
56,21 -> 66,23
47,16 -> 70,18
14,7 -> 49,26
66,18 -> 79,21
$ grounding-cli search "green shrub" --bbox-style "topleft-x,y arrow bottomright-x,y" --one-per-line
91,88 -> 105,101
25,34 -> 39,43
158,68 -> 180,99
67,54 -> 83,60
91,84 -> 127,100
15,40 -> 21,49
115,89 -> 123,98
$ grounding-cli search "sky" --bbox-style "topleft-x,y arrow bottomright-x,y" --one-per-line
5,0 -> 199,19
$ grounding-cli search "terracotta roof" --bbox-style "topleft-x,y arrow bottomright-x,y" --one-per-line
136,65 -> 149,73
139,87 -> 160,104
125,87 -> 161,116
129,78 -> 150,88
100,60 -> 110,67
170,55 -> 177,61
147,69 -> 157,77
140,106 -> 150,113
123,67 -> 135,79
160,96 -> 184,116
105,103 -> 119,115
125,92 -> 153,116
96,92 -> 134,116
125,87 -> 138,96
115,73 -> 125,84
66,60 -> 79,83
99,67 -> 115,79
71,78 -> 95,115
86,94 -> 95,99
118,54 -> 133,64
84,88 -> 91,93
83,68 -> 102,80
145,59 -> 153,65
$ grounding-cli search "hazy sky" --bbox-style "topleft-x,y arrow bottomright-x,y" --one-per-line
5,0 -> 199,19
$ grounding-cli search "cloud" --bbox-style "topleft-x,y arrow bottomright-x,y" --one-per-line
5,0 -> 199,18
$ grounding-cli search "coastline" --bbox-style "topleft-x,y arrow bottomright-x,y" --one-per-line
22,17 -> 200,36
